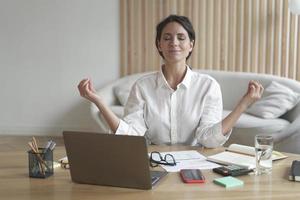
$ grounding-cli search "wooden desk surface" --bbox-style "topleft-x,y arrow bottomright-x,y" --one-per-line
0,135 -> 300,200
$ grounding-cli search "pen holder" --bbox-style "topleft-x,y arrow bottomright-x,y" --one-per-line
28,148 -> 53,178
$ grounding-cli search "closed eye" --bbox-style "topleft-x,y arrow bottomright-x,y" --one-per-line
163,35 -> 171,41
177,34 -> 186,40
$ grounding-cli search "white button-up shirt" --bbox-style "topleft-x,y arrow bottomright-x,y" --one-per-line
115,66 -> 231,147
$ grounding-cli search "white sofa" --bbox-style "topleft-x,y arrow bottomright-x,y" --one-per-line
90,70 -> 300,153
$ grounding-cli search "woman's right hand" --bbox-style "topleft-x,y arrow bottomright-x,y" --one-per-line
78,78 -> 120,133
77,78 -> 101,104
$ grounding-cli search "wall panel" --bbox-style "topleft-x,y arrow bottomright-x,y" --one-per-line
120,0 -> 300,81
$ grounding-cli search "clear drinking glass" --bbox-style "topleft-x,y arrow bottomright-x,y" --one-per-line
255,135 -> 273,175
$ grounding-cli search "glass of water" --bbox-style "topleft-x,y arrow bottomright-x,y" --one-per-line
255,135 -> 273,175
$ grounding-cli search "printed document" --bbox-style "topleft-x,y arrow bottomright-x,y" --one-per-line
151,150 -> 220,172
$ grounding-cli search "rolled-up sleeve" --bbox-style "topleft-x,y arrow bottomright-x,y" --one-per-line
115,83 -> 148,136
195,81 -> 231,148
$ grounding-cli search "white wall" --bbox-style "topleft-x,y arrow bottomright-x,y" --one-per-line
0,0 -> 119,135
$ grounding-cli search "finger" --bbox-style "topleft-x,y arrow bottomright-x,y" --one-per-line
78,79 -> 89,97
78,78 -> 88,87
88,79 -> 96,93
82,79 -> 89,88
77,78 -> 89,89
80,80 -> 90,96
251,82 -> 263,97
78,85 -> 86,97
251,80 -> 260,89
248,81 -> 256,91
84,81 -> 91,97
254,84 -> 264,98
249,85 -> 256,96
259,85 -> 264,96
249,80 -> 255,84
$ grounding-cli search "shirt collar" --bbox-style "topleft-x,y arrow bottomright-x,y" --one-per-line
156,65 -> 193,89
181,66 -> 192,88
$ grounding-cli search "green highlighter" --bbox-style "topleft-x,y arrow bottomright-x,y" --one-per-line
213,176 -> 244,188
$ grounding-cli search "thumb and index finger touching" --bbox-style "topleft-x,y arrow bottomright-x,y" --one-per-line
248,80 -> 264,97
77,77 -> 96,96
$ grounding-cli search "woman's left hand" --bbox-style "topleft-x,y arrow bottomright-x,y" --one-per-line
241,80 -> 264,108
222,80 -> 264,135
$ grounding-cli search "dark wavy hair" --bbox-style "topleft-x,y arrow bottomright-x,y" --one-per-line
155,15 -> 195,60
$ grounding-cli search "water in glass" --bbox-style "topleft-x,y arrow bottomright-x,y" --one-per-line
255,135 -> 273,175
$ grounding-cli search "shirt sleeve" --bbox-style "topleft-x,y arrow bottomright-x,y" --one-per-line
194,80 -> 232,148
115,82 -> 148,136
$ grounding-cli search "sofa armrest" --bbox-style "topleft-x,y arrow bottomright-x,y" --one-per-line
96,82 -> 120,106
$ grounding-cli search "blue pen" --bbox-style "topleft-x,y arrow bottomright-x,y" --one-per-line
43,140 -> 56,153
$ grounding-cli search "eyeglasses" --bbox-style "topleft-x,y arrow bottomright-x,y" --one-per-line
149,151 -> 176,167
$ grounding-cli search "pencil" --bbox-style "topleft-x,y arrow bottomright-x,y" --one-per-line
28,142 -> 44,175
32,137 -> 39,151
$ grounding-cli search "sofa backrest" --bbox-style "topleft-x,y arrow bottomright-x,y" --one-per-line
101,69 -> 300,122
200,70 -> 300,122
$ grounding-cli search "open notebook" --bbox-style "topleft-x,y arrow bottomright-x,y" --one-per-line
207,144 -> 287,169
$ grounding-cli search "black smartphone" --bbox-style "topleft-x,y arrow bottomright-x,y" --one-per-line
213,165 -> 253,176
180,169 -> 205,183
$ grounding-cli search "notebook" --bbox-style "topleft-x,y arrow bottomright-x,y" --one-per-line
207,144 -> 288,169
63,131 -> 167,190
289,160 -> 300,182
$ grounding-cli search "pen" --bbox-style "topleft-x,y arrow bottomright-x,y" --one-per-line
43,140 -> 56,153
49,141 -> 56,151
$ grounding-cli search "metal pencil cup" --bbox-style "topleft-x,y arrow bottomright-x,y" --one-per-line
28,148 -> 53,178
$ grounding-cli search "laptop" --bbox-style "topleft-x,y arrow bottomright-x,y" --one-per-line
63,131 -> 168,190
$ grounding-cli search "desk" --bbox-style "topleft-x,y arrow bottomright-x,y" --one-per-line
0,136 -> 300,200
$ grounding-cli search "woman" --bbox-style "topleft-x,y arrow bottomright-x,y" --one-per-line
78,15 -> 263,147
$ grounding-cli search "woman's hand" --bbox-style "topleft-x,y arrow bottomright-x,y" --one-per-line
77,78 -> 120,133
241,80 -> 264,108
77,78 -> 101,104
221,80 -> 264,135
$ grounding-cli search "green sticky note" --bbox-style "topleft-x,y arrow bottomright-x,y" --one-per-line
213,176 -> 244,188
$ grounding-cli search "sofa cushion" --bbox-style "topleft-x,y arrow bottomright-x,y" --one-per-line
111,105 -> 125,118
113,84 -> 131,106
223,110 -> 289,131
246,81 -> 300,119
223,110 -> 290,146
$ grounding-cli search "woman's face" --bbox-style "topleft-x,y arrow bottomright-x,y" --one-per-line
157,22 -> 194,64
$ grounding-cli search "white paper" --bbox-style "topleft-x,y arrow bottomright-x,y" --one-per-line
227,144 -> 288,161
161,158 -> 220,172
207,151 -> 256,169
150,150 -> 220,172
228,144 -> 256,156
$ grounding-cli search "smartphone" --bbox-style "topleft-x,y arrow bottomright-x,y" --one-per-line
180,169 -> 205,183
213,165 -> 253,176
